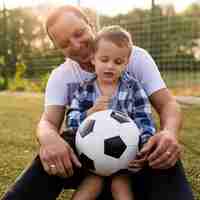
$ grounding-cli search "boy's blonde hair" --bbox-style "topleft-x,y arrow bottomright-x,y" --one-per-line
94,25 -> 133,55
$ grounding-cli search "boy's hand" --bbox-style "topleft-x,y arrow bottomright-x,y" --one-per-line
128,149 -> 148,172
87,95 -> 111,116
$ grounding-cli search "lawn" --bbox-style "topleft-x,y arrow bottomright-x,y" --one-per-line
0,92 -> 199,200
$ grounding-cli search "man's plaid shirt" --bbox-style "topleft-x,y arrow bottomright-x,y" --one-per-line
67,72 -> 156,146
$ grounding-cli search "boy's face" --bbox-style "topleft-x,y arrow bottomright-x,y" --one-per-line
92,39 -> 130,85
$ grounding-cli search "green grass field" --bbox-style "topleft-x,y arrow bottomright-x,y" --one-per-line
0,92 -> 199,200
161,70 -> 200,89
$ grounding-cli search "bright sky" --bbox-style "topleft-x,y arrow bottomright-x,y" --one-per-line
1,0 -> 199,15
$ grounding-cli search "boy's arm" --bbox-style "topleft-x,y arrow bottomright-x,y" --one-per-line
131,82 -> 156,148
128,82 -> 155,171
67,90 -> 88,129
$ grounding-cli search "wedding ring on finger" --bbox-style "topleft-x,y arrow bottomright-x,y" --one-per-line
166,151 -> 171,156
50,164 -> 56,169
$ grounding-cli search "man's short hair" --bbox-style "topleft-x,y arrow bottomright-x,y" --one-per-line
94,25 -> 133,55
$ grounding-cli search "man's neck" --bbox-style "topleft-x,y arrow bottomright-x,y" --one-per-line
79,61 -> 95,73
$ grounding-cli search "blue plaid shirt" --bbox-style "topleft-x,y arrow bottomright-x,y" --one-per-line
67,72 -> 156,146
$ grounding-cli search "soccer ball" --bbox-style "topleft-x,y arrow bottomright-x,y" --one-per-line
75,110 -> 140,176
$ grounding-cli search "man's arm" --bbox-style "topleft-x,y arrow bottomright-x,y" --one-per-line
150,88 -> 182,137
37,105 -> 81,177
141,88 -> 183,169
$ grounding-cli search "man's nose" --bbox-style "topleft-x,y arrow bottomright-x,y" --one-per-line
72,41 -> 81,49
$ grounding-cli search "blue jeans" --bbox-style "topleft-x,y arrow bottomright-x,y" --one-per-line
1,131 -> 194,200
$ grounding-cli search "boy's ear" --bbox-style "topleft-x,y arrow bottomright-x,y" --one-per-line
125,56 -> 130,65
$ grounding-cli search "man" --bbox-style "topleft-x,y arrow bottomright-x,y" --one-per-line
2,5 -> 193,200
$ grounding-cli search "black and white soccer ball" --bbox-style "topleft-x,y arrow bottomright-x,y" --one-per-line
75,110 -> 140,176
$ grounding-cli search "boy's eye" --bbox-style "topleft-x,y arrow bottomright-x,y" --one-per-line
100,57 -> 109,62
115,59 -> 124,65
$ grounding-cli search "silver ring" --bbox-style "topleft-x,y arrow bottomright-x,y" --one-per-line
50,164 -> 56,168
166,151 -> 171,155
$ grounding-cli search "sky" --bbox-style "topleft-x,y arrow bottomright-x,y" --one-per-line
1,0 -> 199,16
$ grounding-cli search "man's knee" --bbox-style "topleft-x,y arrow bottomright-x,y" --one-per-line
138,160 -> 194,200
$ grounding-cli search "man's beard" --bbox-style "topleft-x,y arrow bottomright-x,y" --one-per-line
79,60 -> 95,72
69,48 -> 92,63
70,40 -> 94,62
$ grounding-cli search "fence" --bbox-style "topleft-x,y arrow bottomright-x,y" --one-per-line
0,4 -> 200,90
101,9 -> 200,88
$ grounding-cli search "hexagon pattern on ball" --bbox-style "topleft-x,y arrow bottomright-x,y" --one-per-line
79,119 -> 95,138
79,153 -> 95,171
104,136 -> 127,158
76,110 -> 140,176
110,110 -> 131,123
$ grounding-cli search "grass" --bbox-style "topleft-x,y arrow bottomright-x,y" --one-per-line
161,70 -> 200,88
161,70 -> 200,96
0,92 -> 199,199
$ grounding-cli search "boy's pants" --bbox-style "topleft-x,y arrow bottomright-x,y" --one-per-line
1,130 -> 194,200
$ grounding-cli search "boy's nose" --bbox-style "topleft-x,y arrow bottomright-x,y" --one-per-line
107,62 -> 115,69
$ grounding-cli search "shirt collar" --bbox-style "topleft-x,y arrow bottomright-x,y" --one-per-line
120,71 -> 134,88
82,71 -> 133,87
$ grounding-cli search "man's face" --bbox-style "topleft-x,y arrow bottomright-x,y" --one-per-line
49,12 -> 95,64
92,39 -> 130,85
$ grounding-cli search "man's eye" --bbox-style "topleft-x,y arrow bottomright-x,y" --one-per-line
74,29 -> 84,38
60,40 -> 70,49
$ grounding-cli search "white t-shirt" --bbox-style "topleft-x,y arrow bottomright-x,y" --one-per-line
45,46 -> 166,107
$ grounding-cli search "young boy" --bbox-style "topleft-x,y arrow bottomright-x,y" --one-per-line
67,25 -> 156,200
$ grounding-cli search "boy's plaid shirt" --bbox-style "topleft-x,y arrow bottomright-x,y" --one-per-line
67,72 -> 156,146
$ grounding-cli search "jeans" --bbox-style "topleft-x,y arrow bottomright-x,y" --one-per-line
1,131 -> 194,200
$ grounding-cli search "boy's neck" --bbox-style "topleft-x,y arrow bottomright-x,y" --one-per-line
97,79 -> 118,96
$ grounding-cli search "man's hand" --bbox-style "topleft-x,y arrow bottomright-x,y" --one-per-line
148,88 -> 182,169
87,95 -> 111,116
128,153 -> 148,172
139,130 -> 182,169
39,132 -> 81,177
37,105 -> 81,178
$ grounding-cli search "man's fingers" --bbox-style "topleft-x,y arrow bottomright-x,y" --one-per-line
149,151 -> 170,168
55,158 -> 68,177
148,140 -> 182,169
62,153 -> 74,177
49,163 -> 58,175
61,147 -> 82,177
147,139 -> 168,162
40,150 -> 57,175
42,161 -> 50,174
128,167 -> 142,173
149,144 -> 180,169
128,159 -> 146,168
42,159 -> 57,175
70,148 -> 82,168
139,136 -> 157,156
